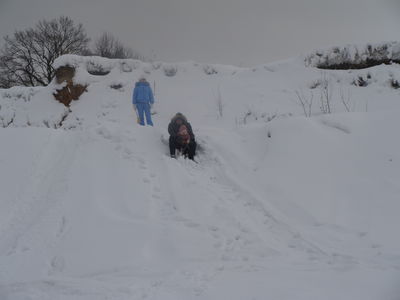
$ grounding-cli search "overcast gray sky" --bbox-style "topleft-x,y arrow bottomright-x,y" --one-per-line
0,0 -> 399,66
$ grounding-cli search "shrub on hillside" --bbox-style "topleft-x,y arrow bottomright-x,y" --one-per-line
163,64 -> 178,77
203,65 -> 218,75
305,42 -> 400,70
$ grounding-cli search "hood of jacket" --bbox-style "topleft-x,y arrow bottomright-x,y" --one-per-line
135,81 -> 150,87
171,112 -> 188,124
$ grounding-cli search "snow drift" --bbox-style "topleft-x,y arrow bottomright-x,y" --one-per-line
1,45 -> 400,300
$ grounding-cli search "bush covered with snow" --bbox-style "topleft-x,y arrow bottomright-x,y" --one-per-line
305,42 -> 400,69
163,64 -> 178,77
203,64 -> 218,75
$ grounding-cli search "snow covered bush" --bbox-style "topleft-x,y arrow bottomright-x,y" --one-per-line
390,78 -> 400,89
110,83 -> 124,90
352,75 -> 369,87
152,61 -> 162,70
120,61 -> 133,72
86,61 -> 111,75
129,60 -> 142,70
308,80 -> 321,89
305,42 -> 400,69
203,64 -> 218,75
163,64 -> 178,77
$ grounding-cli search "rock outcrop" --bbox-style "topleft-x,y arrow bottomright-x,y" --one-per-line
53,66 -> 87,106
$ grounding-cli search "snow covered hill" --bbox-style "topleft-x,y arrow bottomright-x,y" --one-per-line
1,48 -> 400,300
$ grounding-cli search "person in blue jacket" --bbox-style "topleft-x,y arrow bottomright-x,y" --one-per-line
132,76 -> 154,126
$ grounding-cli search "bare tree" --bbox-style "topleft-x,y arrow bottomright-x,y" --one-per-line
295,89 -> 313,117
93,32 -> 143,60
339,86 -> 353,112
0,16 -> 90,88
319,73 -> 332,114
215,85 -> 224,118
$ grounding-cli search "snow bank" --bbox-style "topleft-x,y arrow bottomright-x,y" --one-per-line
2,48 -> 400,130
0,55 -> 245,129
1,47 -> 400,300
53,55 -> 243,86
0,86 -> 69,128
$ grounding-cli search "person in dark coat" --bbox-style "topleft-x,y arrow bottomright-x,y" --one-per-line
168,113 -> 196,160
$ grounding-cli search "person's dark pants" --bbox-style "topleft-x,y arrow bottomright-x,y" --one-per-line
169,136 -> 196,160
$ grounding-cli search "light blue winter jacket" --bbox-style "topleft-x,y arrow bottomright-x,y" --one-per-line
132,81 -> 154,105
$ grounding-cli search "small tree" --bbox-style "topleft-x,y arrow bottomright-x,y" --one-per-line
339,86 -> 353,112
295,90 -> 313,117
93,32 -> 143,60
215,85 -> 224,118
319,73 -> 332,114
0,16 -> 90,88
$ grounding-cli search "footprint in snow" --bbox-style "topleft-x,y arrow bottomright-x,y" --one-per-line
124,147 -> 133,155
56,216 -> 67,238
184,221 -> 200,228
49,256 -> 65,274
151,194 -> 161,199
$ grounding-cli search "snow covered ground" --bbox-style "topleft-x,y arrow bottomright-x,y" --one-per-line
1,52 -> 400,299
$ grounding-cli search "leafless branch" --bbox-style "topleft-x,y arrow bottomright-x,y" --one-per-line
295,89 -> 313,117
0,16 -> 90,88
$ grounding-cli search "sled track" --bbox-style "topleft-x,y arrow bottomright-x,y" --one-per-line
0,132 -> 80,258
164,134 -> 374,268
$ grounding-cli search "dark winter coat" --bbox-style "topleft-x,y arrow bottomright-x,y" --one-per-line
168,113 -> 195,144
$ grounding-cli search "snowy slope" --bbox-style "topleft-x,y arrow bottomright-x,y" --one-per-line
1,52 -> 400,300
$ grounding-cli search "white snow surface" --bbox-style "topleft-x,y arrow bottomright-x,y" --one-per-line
1,53 -> 400,300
